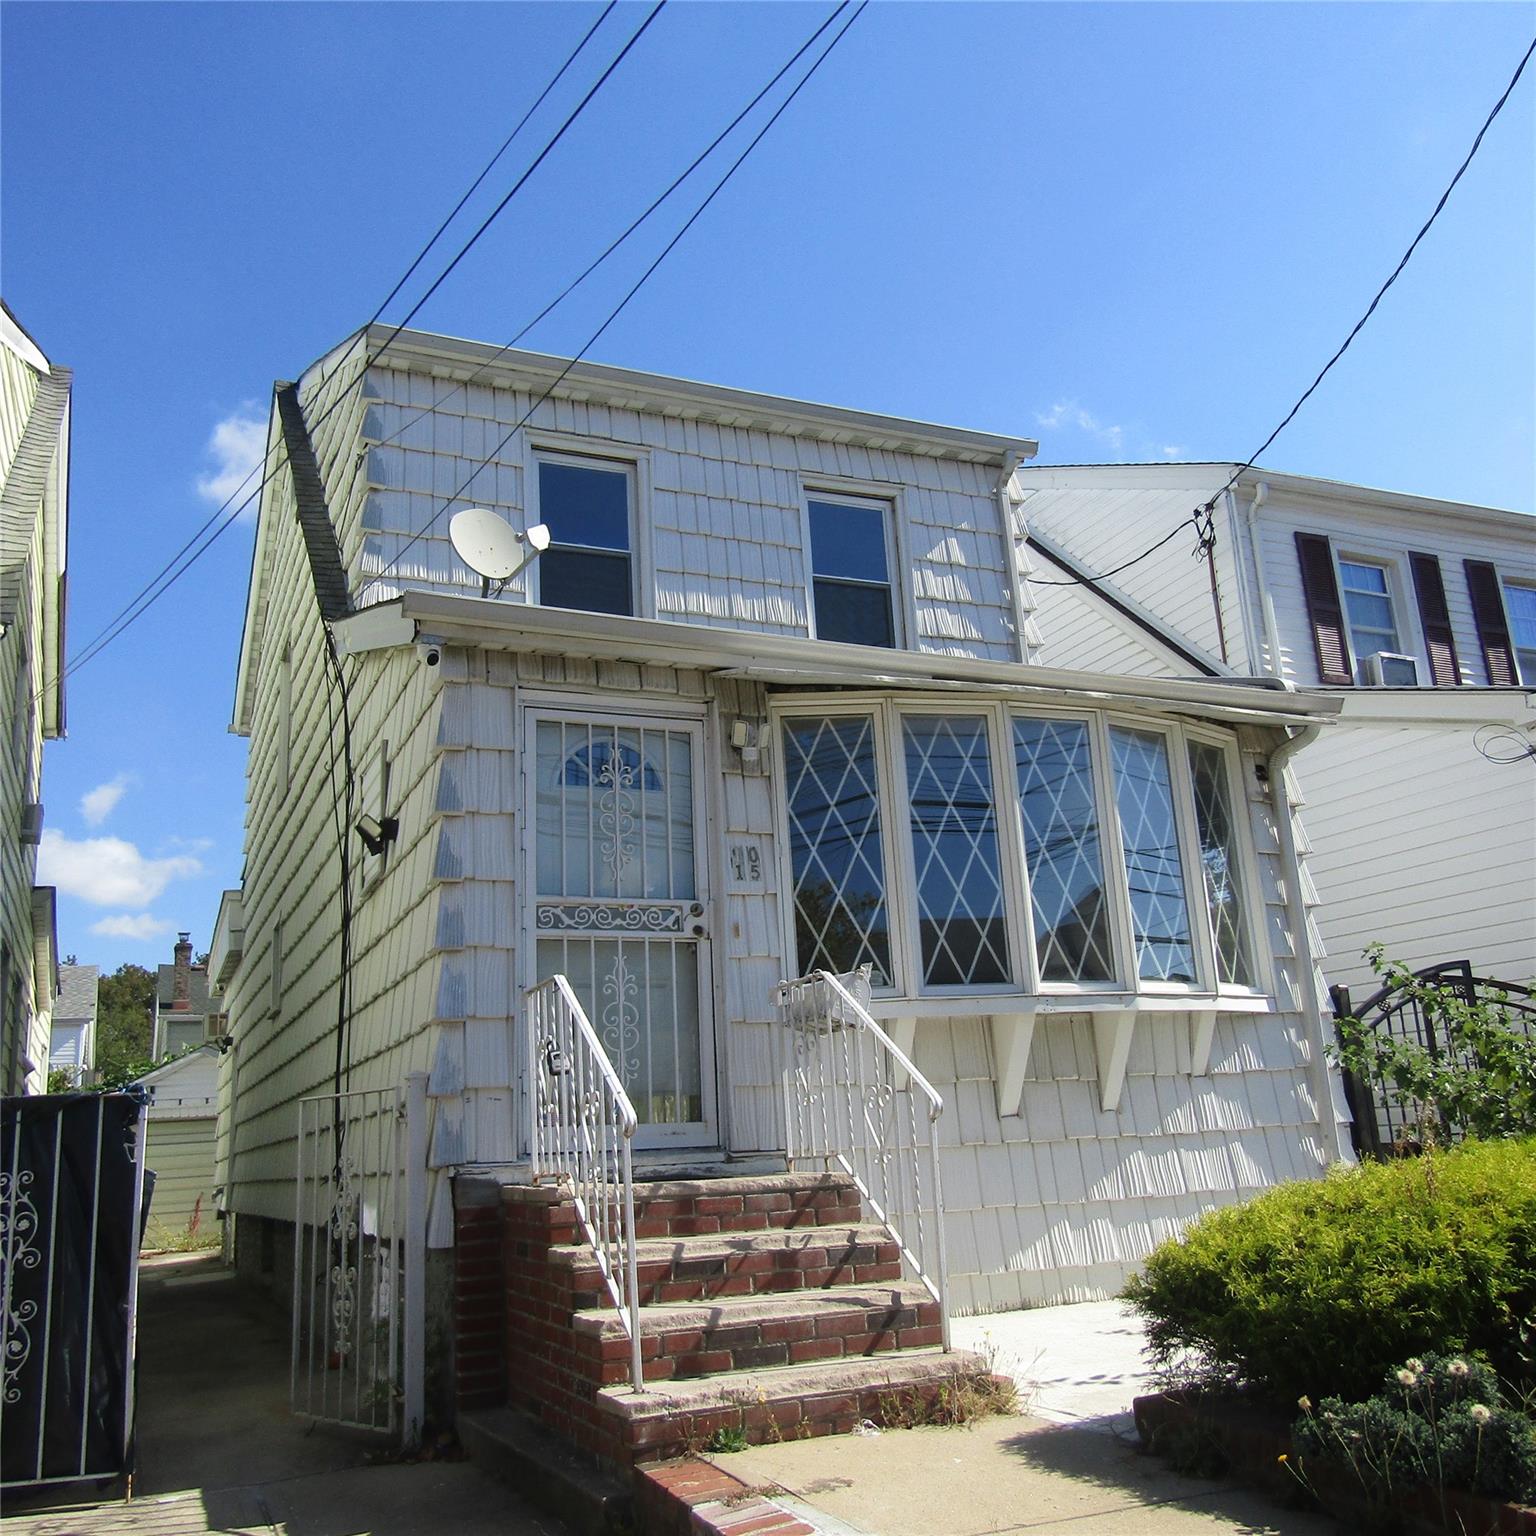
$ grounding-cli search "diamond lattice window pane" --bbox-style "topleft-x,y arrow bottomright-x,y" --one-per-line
902,715 -> 1011,988
1188,740 -> 1255,987
782,716 -> 892,985
1012,718 -> 1115,982
1110,727 -> 1196,983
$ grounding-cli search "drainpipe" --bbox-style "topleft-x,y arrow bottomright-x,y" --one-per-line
996,451 -> 1031,664
1243,480 -> 1284,678
1264,717 -> 1348,1163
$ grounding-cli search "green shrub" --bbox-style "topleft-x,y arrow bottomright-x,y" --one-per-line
1121,1138 -> 1536,1404
1292,1353 -> 1536,1507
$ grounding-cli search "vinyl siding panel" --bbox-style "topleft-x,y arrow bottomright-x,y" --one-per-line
1294,719 -> 1536,991
143,1116 -> 218,1234
1028,576 -> 1185,677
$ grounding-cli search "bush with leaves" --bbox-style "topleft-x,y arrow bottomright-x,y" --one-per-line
1334,946 -> 1536,1144
1292,1353 -> 1536,1507
1121,1137 -> 1536,1404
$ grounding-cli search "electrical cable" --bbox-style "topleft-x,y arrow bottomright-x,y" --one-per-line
1029,32 -> 1536,592
366,1 -> 854,460
52,2 -> 665,691
373,0 -> 868,589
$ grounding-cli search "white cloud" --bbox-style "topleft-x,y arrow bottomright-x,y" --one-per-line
79,774 -> 131,827
1035,400 -> 1126,458
197,406 -> 268,513
160,834 -> 214,856
91,913 -> 177,942
39,829 -> 203,908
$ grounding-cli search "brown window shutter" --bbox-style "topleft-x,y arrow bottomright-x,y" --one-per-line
1294,532 -> 1352,684
1464,560 -> 1517,686
1408,553 -> 1460,687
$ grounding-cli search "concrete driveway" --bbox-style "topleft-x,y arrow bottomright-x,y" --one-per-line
2,1251 -> 571,1536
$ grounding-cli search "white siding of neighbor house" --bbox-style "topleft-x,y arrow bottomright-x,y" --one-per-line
1017,468 -> 1245,668
0,337 -> 52,1094
144,1118 -> 219,1235
1252,493 -> 1536,687
1027,575 -> 1187,678
337,364 -> 1026,662
1290,716 -> 1536,993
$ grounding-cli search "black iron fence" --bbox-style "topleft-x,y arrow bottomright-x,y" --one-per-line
1330,961 -> 1536,1159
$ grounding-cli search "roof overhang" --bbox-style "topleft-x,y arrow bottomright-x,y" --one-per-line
231,385 -> 289,735
334,592 -> 1343,730
30,886 -> 57,1008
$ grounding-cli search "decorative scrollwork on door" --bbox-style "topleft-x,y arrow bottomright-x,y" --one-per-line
0,1169 -> 41,1406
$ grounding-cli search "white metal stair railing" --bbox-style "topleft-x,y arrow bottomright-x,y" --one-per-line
526,974 -> 644,1392
776,968 -> 951,1349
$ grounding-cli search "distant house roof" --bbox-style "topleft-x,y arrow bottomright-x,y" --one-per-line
155,964 -> 211,1014
55,964 -> 99,1023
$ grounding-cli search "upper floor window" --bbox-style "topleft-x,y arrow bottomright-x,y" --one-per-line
1337,557 -> 1401,678
779,702 -> 1261,1001
536,455 -> 634,617
807,494 -> 897,648
1503,581 -> 1536,685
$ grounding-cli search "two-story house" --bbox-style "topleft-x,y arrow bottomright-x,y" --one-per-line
1021,463 -> 1535,997
0,301 -> 69,1096
220,327 -> 1346,1458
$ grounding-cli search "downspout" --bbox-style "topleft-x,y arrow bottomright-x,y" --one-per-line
1243,480 -> 1284,678
1264,718 -> 1348,1163
997,450 -> 1031,664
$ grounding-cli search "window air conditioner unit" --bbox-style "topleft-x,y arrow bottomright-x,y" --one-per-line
1361,652 -> 1420,687
19,803 -> 42,845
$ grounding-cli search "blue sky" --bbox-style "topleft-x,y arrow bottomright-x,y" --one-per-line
3,1 -> 1532,974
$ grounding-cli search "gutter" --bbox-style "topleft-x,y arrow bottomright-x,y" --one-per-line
996,450 -> 1032,664
331,591 -> 1343,728
1263,720 -> 1349,1163
1242,480 -> 1285,678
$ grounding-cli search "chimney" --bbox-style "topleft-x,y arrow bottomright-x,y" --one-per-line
172,932 -> 192,1010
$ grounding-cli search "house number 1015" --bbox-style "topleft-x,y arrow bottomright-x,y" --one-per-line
729,843 -> 763,885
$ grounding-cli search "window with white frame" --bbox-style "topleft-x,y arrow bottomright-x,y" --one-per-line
1337,557 -> 1401,678
535,453 -> 634,616
1502,580 -> 1536,685
780,701 -> 1261,1000
807,493 -> 898,647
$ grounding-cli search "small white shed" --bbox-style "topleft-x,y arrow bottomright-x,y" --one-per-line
133,1045 -> 221,1243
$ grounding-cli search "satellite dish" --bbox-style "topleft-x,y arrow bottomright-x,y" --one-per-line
449,510 -> 552,598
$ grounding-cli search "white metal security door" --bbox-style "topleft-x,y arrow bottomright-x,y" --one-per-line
530,713 -> 716,1148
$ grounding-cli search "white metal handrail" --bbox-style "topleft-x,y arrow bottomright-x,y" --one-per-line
776,969 -> 951,1349
526,974 -> 644,1392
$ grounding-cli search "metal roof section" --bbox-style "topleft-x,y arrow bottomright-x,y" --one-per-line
334,590 -> 1342,729
350,326 -> 1040,466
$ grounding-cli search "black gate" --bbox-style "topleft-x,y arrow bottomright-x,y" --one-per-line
1331,961 -> 1536,1158
1,1093 -> 146,1490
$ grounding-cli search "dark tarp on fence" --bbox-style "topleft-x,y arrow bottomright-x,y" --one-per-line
1,1093 -> 143,1487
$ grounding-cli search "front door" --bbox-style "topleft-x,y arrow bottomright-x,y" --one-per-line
528,712 -> 716,1148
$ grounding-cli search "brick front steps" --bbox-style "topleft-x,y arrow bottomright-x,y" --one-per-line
459,1169 -> 989,1472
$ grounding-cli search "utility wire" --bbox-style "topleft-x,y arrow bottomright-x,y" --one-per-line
54,3 -> 663,689
368,1 -> 854,460
1029,32 -> 1536,591
373,0 -> 868,590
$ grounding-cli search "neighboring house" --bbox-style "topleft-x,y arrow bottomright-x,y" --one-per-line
151,931 -> 217,1060
0,301 -> 70,1096
48,961 -> 99,1086
133,1042 -> 220,1241
218,327 -> 1346,1446
1020,463 -> 1536,996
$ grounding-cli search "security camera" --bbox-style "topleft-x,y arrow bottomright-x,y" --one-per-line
420,643 -> 441,668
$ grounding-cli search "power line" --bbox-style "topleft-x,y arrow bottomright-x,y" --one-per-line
368,1 -> 855,461
374,0 -> 869,590
55,4 -> 665,689
1029,32 -> 1536,592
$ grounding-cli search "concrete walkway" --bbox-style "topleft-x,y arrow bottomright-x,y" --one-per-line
2,1252 -> 570,1536
708,1301 -> 1339,1536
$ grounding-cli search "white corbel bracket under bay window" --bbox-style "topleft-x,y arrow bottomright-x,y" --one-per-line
872,995 -> 1271,1116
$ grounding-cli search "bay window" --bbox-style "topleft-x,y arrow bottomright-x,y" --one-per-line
779,701 -> 1262,1001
